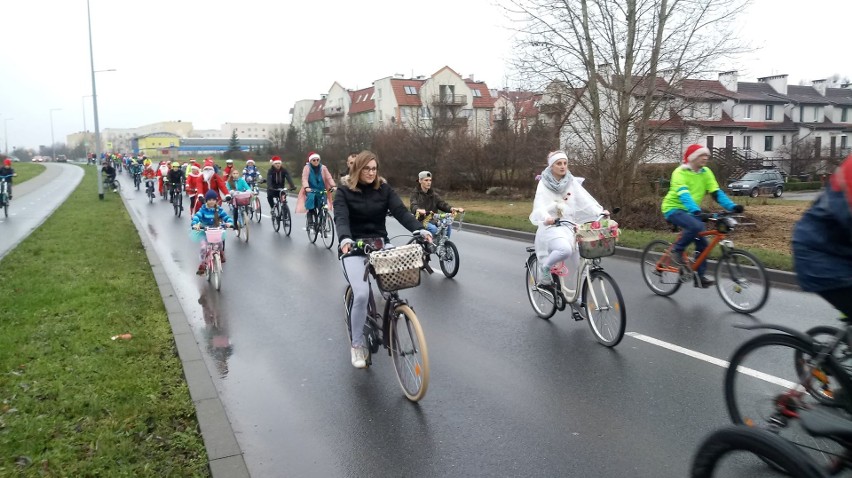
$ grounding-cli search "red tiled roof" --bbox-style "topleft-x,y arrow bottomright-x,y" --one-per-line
304,99 -> 326,123
678,79 -> 732,101
391,79 -> 424,107
465,81 -> 495,108
647,110 -> 687,131
348,87 -> 375,115
516,93 -> 542,118
609,75 -> 671,97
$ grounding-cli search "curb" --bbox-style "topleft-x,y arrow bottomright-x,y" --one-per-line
458,222 -> 800,290
120,188 -> 250,478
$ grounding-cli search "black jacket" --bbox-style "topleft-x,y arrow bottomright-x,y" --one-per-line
334,182 -> 423,242
267,167 -> 295,190
409,187 -> 451,214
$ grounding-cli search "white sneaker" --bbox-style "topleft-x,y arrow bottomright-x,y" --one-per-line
537,265 -> 553,286
350,346 -> 368,369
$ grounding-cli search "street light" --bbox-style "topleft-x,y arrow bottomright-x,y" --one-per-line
49,108 -> 62,162
87,0 -> 117,200
3,118 -> 12,156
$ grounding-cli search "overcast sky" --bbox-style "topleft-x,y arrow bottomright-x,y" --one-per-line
1,0 -> 849,150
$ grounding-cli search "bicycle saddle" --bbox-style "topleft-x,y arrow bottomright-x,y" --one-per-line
526,246 -> 536,253
799,408 -> 852,441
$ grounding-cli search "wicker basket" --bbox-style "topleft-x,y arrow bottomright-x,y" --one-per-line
368,243 -> 423,291
576,219 -> 619,259
233,191 -> 252,206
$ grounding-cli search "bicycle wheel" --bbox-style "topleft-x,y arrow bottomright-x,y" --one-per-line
211,253 -> 222,291
438,240 -> 460,278
321,210 -> 335,250
640,240 -> 682,296
253,196 -> 262,223
582,270 -> 626,347
715,249 -> 770,314
390,304 -> 429,402
271,204 -> 281,232
242,210 -> 250,243
525,255 -> 557,320
344,286 -> 354,337
307,212 -> 319,243
3,198 -> 7,218
797,326 -> 852,406
690,426 -> 824,478
724,333 -> 852,470
282,207 -> 292,236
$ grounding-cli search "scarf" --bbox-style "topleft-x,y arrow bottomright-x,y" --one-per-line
308,164 -> 324,190
540,167 -> 573,194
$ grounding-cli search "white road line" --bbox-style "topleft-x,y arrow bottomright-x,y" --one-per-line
626,331 -> 797,389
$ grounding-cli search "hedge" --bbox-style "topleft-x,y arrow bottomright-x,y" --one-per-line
784,181 -> 823,191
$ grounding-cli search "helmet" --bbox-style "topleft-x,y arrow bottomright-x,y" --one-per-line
143,159 -> 151,166
171,161 -> 180,168
226,159 -> 234,164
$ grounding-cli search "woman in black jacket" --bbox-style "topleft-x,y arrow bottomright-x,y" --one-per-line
334,150 -> 431,369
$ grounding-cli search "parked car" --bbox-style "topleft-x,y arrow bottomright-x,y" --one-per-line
728,169 -> 785,198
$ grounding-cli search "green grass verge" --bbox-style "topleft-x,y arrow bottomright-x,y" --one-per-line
0,167 -> 209,476
11,163 -> 45,185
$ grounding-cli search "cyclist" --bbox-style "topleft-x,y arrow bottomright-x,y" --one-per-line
226,169 -> 250,193
129,158 -> 143,180
334,150 -> 431,368
0,159 -> 16,199
792,154 -> 852,317
297,152 -> 336,229
102,160 -> 117,192
530,150 -> 605,287
409,170 -> 464,236
265,155 -> 295,209
166,161 -> 184,200
185,161 -> 205,214
223,159 -> 235,178
661,144 -> 744,288
243,158 -> 263,186
191,189 -> 234,275
155,161 -> 170,197
199,158 -> 230,204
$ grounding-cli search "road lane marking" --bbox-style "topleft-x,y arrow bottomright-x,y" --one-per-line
625,332 -> 797,389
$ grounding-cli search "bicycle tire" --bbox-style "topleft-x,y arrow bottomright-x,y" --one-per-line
798,326 -> 852,406
724,333 -> 852,470
715,248 -> 770,314
242,209 -> 250,243
211,253 -> 222,291
253,196 -> 262,223
690,426 -> 824,478
3,200 -> 7,218
640,240 -> 682,296
344,286 -> 354,339
583,270 -> 626,347
525,255 -> 557,320
271,205 -> 281,232
282,206 -> 292,236
321,210 -> 335,250
307,212 -> 319,243
390,304 -> 430,402
438,240 -> 460,278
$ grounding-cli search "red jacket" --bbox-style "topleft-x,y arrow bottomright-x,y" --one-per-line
201,173 -> 229,200
185,173 -> 203,196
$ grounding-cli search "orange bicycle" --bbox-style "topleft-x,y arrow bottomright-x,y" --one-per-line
640,212 -> 770,314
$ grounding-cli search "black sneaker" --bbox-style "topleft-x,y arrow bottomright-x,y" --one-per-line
699,275 -> 715,288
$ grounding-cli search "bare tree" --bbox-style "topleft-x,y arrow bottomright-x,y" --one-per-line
504,0 -> 750,206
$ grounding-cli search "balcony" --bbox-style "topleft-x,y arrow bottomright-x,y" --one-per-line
434,116 -> 469,128
324,106 -> 345,117
432,94 -> 468,107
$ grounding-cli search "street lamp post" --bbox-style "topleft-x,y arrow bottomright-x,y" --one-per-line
87,0 -> 117,200
3,118 -> 12,156
49,108 -> 62,162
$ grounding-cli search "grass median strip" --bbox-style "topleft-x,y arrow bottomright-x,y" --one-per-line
0,167 -> 209,476
10,163 -> 45,185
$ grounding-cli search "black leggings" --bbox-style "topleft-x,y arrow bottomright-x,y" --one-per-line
818,287 -> 852,318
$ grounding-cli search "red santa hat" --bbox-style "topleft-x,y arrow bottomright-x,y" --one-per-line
308,152 -> 321,162
830,153 -> 852,210
271,156 -> 282,164
683,144 -> 710,164
203,159 -> 215,170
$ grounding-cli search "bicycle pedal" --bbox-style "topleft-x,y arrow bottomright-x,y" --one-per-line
571,310 -> 584,321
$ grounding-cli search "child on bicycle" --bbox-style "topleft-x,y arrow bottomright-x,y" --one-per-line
530,150 -> 604,287
0,159 -> 17,199
191,190 -> 234,275
242,158 -> 263,186
226,169 -> 250,193
661,144 -> 744,288
792,154 -> 852,318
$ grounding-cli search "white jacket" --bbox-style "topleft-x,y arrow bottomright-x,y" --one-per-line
529,176 -> 603,264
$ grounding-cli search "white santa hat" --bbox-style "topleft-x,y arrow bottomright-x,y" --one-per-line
547,151 -> 569,167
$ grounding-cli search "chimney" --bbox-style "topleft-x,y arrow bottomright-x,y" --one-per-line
468,74 -> 475,82
659,68 -> 682,86
757,74 -> 788,95
597,63 -> 612,82
718,71 -> 738,92
812,79 -> 828,96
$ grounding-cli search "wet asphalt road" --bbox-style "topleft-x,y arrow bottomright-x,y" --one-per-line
115,173 -> 835,478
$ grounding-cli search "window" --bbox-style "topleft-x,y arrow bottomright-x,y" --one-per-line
764,135 -> 774,151
843,108 -> 849,122
842,136 -> 848,149
745,104 -> 752,119
370,92 -> 376,100
472,89 -> 482,97
782,135 -> 787,145
814,106 -> 821,122
420,107 -> 432,119
404,85 -> 417,95
708,103 -> 716,118
765,105 -> 774,120
743,135 -> 752,150
377,88 -> 382,98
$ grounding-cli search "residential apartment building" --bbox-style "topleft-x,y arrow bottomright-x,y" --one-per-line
290,66 -> 496,144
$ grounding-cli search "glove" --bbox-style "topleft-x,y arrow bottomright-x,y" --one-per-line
732,205 -> 744,213
696,212 -> 714,222
418,229 -> 433,240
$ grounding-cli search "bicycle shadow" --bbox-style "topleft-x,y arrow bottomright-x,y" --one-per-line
198,288 -> 232,378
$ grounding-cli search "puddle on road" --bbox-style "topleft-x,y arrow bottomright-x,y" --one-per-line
147,224 -> 158,239
197,288 -> 232,378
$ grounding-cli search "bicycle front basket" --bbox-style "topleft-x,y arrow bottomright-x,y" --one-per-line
576,219 -> 619,259
205,228 -> 225,244
368,243 -> 423,291
233,191 -> 252,206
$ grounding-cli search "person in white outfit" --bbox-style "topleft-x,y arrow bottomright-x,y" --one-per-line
529,150 -> 604,286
